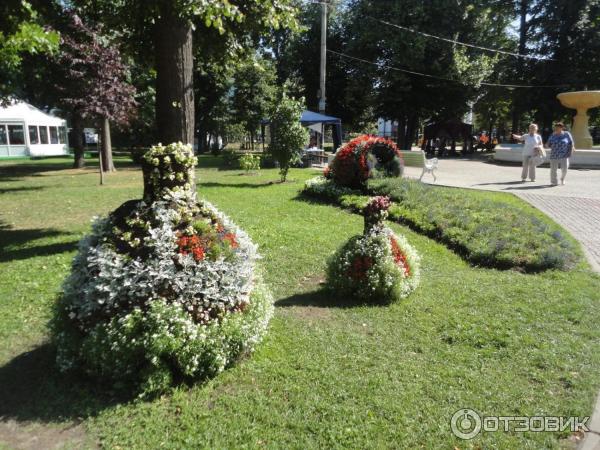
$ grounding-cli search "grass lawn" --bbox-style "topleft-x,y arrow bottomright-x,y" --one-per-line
1,155 -> 600,449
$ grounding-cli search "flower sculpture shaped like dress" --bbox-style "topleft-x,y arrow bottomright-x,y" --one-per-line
327,196 -> 421,304
52,143 -> 272,395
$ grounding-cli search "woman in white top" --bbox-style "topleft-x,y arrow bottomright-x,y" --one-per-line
512,123 -> 543,182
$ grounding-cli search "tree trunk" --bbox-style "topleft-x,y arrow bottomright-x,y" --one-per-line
396,116 -> 407,149
154,2 -> 195,145
511,0 -> 529,136
72,114 -> 85,168
100,117 -> 115,172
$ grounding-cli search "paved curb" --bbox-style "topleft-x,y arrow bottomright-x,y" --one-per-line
580,395 -> 600,450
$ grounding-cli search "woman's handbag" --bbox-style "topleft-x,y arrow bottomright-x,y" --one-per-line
531,146 -> 546,166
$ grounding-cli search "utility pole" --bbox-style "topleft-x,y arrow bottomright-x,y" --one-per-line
318,0 -> 327,114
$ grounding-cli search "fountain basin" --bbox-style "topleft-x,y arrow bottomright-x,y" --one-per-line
557,90 -> 600,149
557,91 -> 600,110
495,144 -> 600,168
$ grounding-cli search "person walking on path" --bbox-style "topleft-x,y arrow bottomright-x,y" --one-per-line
546,122 -> 575,186
512,123 -> 543,182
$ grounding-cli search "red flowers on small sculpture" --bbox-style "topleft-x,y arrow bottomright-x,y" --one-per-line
346,255 -> 374,280
390,237 -> 411,277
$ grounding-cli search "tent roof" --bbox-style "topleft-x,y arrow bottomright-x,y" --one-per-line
300,110 -> 341,125
0,100 -> 66,125
261,110 -> 341,126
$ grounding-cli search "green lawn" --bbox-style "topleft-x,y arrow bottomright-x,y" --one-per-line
1,156 -> 600,449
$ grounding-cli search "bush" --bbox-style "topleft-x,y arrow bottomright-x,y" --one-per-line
222,149 -> 239,167
239,153 -> 261,173
327,196 -> 420,303
327,135 -> 404,189
52,142 -> 273,396
302,176 -> 580,272
268,94 -> 309,181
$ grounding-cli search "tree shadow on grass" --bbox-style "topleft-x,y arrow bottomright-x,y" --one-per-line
198,181 -> 280,189
275,288 -> 380,309
0,223 -> 79,263
0,157 -> 139,183
0,162 -> 77,182
0,186 -> 45,194
0,344 -> 122,423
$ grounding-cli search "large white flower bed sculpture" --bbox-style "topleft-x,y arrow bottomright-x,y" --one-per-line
52,143 -> 272,395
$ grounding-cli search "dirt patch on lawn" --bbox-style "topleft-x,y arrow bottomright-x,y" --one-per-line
283,305 -> 333,321
0,419 -> 96,450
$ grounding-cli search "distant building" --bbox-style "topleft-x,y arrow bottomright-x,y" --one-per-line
377,118 -> 398,138
0,100 -> 69,157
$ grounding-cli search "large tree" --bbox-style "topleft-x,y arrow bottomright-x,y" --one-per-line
75,0 -> 299,147
342,0 -> 513,148
231,55 -> 278,151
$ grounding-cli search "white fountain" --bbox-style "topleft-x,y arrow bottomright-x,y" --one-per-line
495,90 -> 600,168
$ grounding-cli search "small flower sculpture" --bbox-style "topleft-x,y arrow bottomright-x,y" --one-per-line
327,196 -> 420,303
52,142 -> 272,395
327,135 -> 404,189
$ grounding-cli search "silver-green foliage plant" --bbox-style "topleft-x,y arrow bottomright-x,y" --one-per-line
52,142 -> 273,396
268,94 -> 309,181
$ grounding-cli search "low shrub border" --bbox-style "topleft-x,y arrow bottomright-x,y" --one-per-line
302,176 -> 580,272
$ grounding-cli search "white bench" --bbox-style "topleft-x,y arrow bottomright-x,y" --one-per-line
400,150 -> 438,182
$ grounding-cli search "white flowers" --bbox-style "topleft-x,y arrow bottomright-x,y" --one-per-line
326,227 -> 421,303
52,142 -> 273,395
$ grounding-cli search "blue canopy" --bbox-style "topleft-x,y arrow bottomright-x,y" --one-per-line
300,110 -> 341,125
261,110 -> 343,152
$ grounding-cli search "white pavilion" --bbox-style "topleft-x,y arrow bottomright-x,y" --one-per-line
0,100 -> 69,157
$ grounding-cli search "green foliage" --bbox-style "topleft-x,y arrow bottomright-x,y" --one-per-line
0,1 -> 59,99
231,55 -> 278,148
222,148 -> 240,167
239,153 -> 260,173
267,94 -> 308,181
302,176 -> 581,272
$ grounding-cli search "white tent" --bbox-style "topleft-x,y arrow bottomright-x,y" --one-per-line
0,101 -> 68,157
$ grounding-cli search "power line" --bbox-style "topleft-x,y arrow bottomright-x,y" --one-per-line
366,16 -> 554,62
327,49 -> 569,89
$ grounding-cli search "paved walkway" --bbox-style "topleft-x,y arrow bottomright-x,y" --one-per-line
405,158 -> 600,449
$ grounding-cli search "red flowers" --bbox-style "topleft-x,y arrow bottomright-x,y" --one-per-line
328,135 -> 404,188
178,235 -> 206,262
346,255 -> 374,280
223,233 -> 238,249
390,237 -> 411,276
177,227 -> 239,263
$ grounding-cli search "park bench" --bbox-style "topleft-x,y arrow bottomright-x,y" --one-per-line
399,150 -> 438,182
